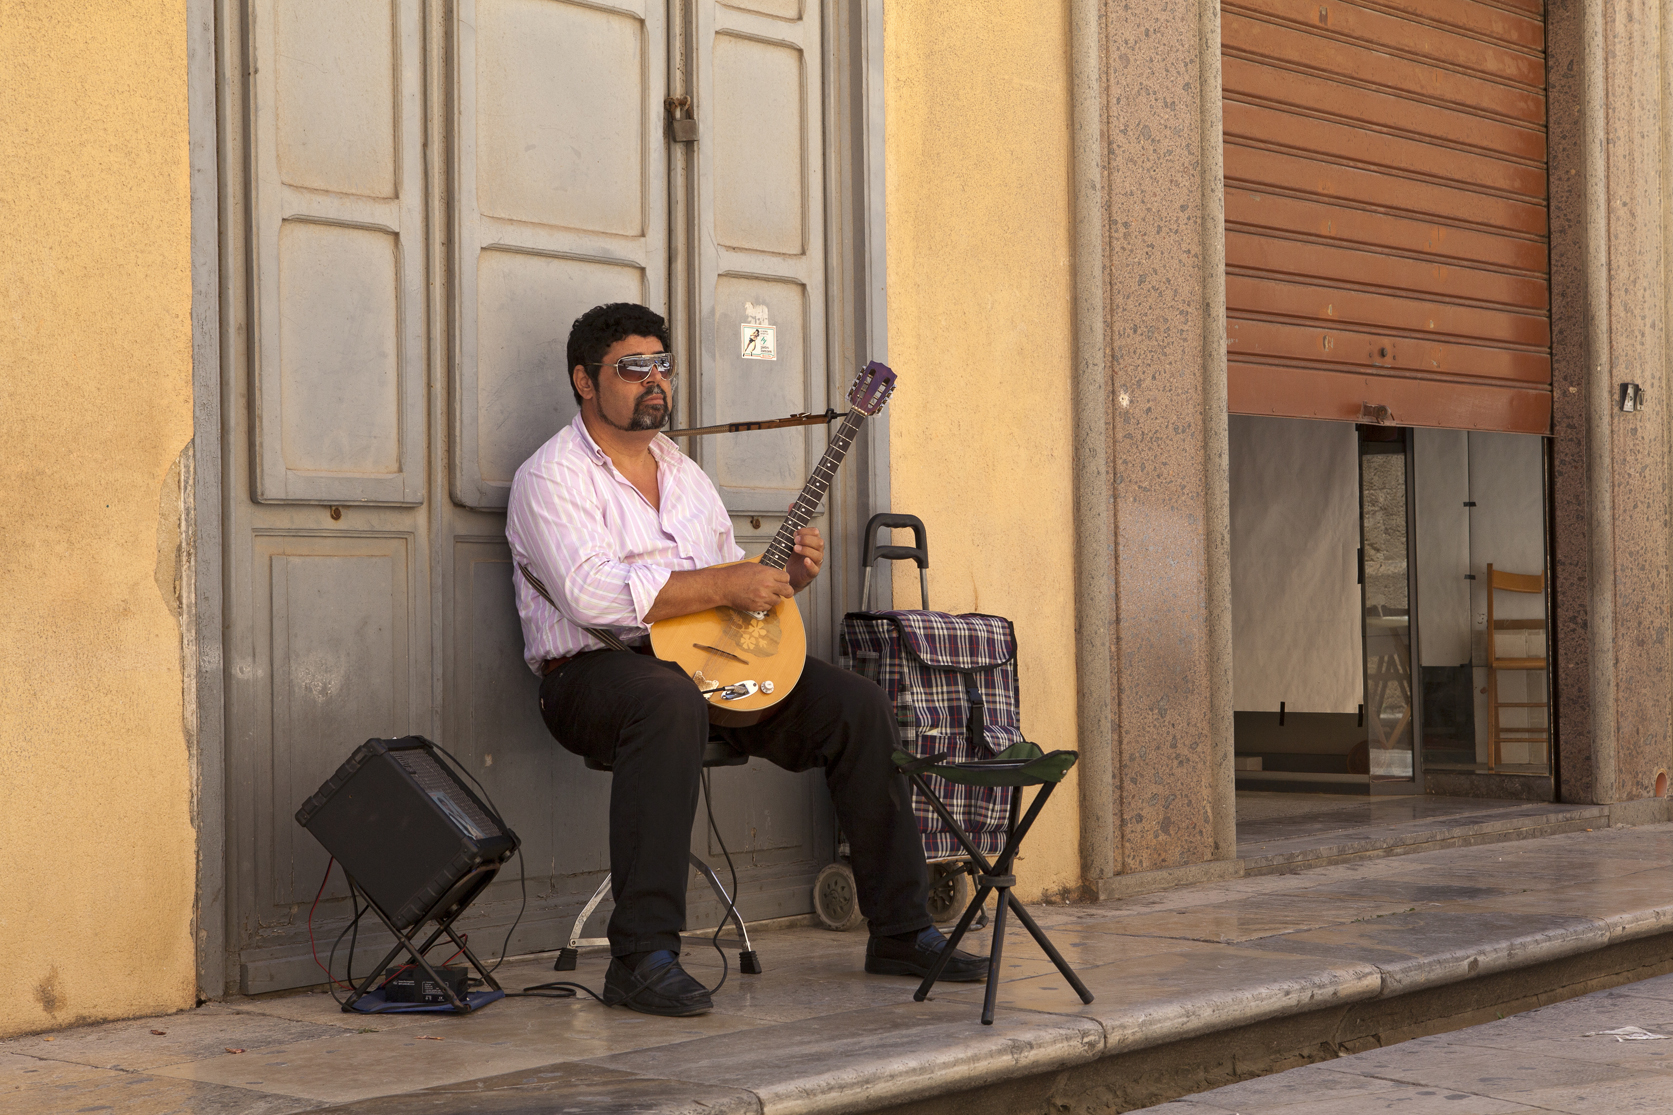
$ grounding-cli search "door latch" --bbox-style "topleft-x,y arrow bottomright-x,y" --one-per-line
665,96 -> 697,143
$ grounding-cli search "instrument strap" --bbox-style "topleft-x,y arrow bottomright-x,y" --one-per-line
519,562 -> 636,653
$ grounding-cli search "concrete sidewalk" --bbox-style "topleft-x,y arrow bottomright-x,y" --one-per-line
6,822 -> 1673,1115
1135,969 -> 1673,1113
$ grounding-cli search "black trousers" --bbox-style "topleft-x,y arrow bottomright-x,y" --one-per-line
539,650 -> 932,956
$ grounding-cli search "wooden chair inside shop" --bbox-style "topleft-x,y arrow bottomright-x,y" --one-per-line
1363,605 -> 1414,753
1485,564 -> 1549,770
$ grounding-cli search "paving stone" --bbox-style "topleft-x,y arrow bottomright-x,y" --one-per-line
933,939 -> 1383,1052
1610,973 -> 1673,1005
1438,875 -> 1673,943
1309,1040 -> 1640,1095
3,1004 -> 349,1071
146,1029 -> 565,1105
1157,1058 -> 1408,1107
402,992 -> 763,1057
1238,908 -> 1609,994
312,1063 -> 761,1115
1,1057 -> 320,1115
1064,892 -> 1422,944
579,1000 -> 1103,1115
1292,878 -> 1522,904
228,992 -> 437,1033
1495,1076 -> 1673,1113
1149,1083 -> 1544,1114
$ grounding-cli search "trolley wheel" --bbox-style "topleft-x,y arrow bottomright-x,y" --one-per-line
927,859 -> 973,925
812,862 -> 865,931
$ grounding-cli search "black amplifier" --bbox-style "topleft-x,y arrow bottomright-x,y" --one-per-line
295,737 -> 519,930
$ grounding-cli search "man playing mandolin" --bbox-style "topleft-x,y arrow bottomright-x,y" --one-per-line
506,302 -> 986,1017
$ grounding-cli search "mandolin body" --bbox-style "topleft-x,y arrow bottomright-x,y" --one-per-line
648,558 -> 807,726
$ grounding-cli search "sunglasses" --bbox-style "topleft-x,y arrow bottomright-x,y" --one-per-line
595,353 -> 677,383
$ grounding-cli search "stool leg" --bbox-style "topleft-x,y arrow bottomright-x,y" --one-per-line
556,874 -> 612,971
914,884 -> 991,1002
689,852 -> 762,974
1005,893 -> 1092,1004
981,887 -> 1010,1025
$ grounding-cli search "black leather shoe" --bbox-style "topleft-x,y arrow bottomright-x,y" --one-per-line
603,951 -> 714,1016
865,927 -> 989,982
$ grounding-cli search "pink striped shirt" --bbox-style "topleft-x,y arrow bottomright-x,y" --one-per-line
506,414 -> 745,673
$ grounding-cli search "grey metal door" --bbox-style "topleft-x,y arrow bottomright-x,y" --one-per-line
223,0 -> 848,993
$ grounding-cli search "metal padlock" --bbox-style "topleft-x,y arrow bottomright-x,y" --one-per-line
665,96 -> 697,143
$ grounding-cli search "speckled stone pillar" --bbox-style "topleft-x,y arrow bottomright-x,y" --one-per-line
1546,0 -> 1671,805
1073,0 -> 1237,895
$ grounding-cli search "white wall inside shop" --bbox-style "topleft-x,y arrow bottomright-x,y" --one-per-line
1414,428 -> 1471,668
1229,415 -> 1361,714
1469,431 -> 1548,763
1414,428 -> 1548,764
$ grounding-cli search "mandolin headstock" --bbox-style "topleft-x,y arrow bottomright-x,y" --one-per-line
848,361 -> 897,416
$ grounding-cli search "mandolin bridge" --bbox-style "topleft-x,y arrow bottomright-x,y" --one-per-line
693,643 -> 749,664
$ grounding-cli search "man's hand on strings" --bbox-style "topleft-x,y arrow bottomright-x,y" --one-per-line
715,563 -> 793,613
788,519 -> 823,591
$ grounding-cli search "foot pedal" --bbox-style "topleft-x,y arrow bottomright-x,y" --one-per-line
554,948 -> 578,972
739,949 -> 763,975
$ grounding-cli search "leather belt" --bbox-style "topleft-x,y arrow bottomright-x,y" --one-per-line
542,641 -> 653,675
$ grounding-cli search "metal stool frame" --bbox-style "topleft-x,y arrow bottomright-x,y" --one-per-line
552,735 -> 762,974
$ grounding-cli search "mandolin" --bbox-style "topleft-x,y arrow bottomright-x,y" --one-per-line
650,361 -> 897,726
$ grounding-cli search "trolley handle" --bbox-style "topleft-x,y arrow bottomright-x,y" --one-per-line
860,513 -> 930,611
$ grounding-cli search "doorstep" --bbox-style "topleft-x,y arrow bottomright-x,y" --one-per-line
1235,791 -> 1620,874
8,822 -> 1673,1115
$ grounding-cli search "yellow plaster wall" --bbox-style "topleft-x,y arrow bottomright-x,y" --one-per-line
884,0 -> 1081,901
0,2 -> 197,1034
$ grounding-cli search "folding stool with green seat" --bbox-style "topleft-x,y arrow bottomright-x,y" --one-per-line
893,742 -> 1094,1024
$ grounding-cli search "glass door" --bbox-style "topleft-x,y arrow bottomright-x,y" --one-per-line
1359,428 -> 1420,790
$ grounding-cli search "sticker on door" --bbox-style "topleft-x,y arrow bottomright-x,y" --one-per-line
742,301 -> 777,360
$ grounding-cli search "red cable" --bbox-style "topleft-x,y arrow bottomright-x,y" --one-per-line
308,857 -> 354,991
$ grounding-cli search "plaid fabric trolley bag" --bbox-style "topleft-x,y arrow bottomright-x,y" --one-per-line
843,609 -> 1024,860
809,514 -> 1025,929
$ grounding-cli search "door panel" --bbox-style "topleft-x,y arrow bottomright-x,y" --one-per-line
453,0 -> 670,510
250,0 -> 427,503
712,34 -> 806,254
473,251 -> 644,487
253,534 -> 418,914
694,1 -> 827,512
705,761 -> 823,864
446,540 -> 613,880
714,277 -> 809,492
276,224 -> 405,476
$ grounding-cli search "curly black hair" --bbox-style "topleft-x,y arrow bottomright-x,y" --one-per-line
565,303 -> 671,405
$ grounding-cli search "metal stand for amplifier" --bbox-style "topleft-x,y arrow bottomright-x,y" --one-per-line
340,864 -> 506,1014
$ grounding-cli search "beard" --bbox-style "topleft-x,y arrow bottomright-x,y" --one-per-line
625,387 -> 670,431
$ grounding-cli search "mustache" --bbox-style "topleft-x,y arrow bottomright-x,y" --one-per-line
636,388 -> 668,408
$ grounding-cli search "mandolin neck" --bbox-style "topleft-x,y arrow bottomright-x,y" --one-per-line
759,409 -> 867,571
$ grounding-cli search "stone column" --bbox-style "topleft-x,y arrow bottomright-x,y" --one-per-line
1072,0 -> 1237,896
1547,0 -> 1672,806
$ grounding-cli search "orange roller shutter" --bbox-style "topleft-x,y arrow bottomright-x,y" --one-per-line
1222,0 -> 1550,434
